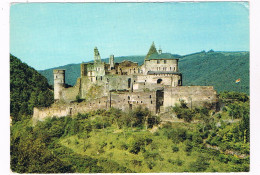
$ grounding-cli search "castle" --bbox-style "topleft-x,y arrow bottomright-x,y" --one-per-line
33,43 -> 218,120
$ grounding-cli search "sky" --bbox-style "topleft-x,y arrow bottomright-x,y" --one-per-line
10,2 -> 249,70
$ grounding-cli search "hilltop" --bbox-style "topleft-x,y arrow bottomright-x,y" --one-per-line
38,51 -> 249,94
10,54 -> 54,123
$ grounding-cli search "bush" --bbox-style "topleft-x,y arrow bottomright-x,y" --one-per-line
74,139 -> 79,145
184,140 -> 193,153
146,160 -> 156,170
172,145 -> 179,153
99,141 -> 107,149
118,142 -> 128,150
188,154 -> 210,172
175,157 -> 183,166
128,134 -> 153,154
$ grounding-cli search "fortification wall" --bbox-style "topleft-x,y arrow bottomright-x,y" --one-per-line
61,78 -> 81,102
33,90 -> 158,121
164,86 -> 218,110
110,91 -> 157,113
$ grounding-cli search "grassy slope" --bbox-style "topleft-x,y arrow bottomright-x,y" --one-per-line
58,123 -> 240,173
38,51 -> 249,94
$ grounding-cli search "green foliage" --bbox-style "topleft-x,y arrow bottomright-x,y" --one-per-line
172,101 -> 195,122
10,98 -> 249,173
172,145 -> 179,152
188,154 -> 210,172
11,120 -> 73,173
219,91 -> 249,103
10,54 -> 53,123
128,133 -> 153,154
163,126 -> 188,143
179,51 -> 249,94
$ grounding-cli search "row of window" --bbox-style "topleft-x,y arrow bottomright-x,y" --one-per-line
157,60 -> 169,64
155,67 -> 176,71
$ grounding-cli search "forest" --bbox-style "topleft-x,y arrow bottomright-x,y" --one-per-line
10,54 -> 250,173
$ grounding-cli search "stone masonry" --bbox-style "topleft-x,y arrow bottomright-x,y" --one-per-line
33,44 -> 218,120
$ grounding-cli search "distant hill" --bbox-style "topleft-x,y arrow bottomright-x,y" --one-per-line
179,51 -> 249,94
38,51 -> 249,94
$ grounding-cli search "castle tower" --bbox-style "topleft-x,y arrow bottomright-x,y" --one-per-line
53,69 -> 65,101
109,55 -> 114,69
94,47 -> 101,64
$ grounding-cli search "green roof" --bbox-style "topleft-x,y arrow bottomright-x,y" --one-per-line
147,53 -> 176,60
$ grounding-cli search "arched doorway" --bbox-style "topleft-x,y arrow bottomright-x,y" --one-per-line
157,79 -> 163,84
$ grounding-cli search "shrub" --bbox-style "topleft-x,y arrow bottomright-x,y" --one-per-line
74,139 -> 79,145
146,160 -> 156,170
128,134 -> 153,154
99,141 -> 107,149
118,142 -> 128,150
172,145 -> 179,153
184,140 -> 193,153
131,159 -> 142,166
188,154 -> 210,172
175,157 -> 183,166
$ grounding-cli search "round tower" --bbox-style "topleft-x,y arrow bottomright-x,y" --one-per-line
53,69 -> 65,101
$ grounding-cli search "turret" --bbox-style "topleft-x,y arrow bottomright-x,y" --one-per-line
109,55 -> 114,69
53,69 -> 65,101
94,47 -> 101,64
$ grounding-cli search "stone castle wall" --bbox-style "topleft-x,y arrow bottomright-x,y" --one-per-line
33,91 -> 157,120
163,86 -> 218,110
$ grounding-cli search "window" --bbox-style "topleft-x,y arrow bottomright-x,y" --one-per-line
164,60 -> 167,64
101,76 -> 102,80
157,60 -> 160,64
151,101 -> 153,104
170,67 -> 172,70
128,78 -> 131,88
149,95 -> 152,98
157,79 -> 163,84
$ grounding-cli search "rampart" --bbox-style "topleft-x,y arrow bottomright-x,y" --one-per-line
164,86 -> 218,110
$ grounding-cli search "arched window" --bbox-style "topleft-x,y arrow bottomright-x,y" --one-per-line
128,78 -> 131,88
157,79 -> 163,84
